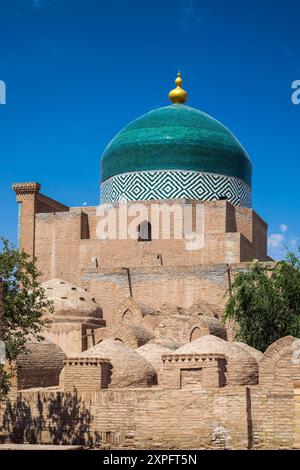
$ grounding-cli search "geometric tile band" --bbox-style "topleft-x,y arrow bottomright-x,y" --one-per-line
101,170 -> 252,208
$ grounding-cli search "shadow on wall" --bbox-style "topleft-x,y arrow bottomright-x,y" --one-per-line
1,391 -> 100,446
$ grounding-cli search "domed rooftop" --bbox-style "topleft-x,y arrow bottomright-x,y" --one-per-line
102,105 -> 251,185
80,339 -> 157,388
96,320 -> 154,349
101,74 -> 252,207
234,341 -> 263,362
174,335 -> 259,385
42,278 -> 103,323
17,340 -> 66,390
135,342 -> 173,375
148,337 -> 182,350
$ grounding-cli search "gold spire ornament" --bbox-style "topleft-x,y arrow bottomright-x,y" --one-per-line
168,71 -> 188,104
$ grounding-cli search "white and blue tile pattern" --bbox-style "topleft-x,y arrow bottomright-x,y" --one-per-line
101,170 -> 251,207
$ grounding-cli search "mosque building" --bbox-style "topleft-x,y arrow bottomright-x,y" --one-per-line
2,74 -> 300,450
11,72 -> 268,330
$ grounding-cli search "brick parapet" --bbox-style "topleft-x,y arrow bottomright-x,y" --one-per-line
162,353 -> 226,365
62,356 -> 112,393
64,357 -> 110,366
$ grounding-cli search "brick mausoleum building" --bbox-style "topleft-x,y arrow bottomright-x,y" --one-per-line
1,74 -> 300,449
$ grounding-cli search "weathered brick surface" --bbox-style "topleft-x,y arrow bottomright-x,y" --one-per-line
252,336 -> 300,449
160,353 -> 226,389
9,185 -> 299,450
63,358 -> 111,393
82,265 -> 230,325
11,185 -> 270,326
0,388 -> 249,449
1,336 -> 300,449
16,341 -> 66,390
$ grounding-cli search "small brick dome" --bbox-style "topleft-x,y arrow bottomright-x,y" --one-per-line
135,342 -> 173,375
175,335 -> 259,385
148,337 -> 181,350
42,278 -> 102,323
234,342 -> 263,362
17,340 -> 67,390
97,320 -> 154,349
81,339 -> 157,388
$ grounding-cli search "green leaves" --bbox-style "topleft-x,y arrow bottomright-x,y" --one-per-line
0,238 -> 53,399
224,250 -> 300,351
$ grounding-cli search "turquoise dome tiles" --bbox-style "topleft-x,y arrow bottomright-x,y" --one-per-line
100,104 -> 252,207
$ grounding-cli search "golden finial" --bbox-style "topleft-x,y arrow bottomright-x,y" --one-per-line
168,71 -> 188,104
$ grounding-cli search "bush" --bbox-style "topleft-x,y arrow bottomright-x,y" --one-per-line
0,239 -> 52,400
224,250 -> 300,351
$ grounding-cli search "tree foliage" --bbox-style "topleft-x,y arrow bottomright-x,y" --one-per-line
224,250 -> 300,351
0,239 -> 52,400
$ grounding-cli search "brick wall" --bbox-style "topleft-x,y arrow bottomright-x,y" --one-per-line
63,358 -> 112,393
0,387 -> 249,449
2,336 -> 299,449
12,185 -> 268,280
160,353 -> 226,389
2,381 -> 299,449
81,265 -> 229,325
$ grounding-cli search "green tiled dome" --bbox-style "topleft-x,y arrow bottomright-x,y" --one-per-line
101,104 -> 252,187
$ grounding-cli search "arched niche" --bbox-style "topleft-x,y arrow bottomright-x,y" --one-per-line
138,220 -> 152,242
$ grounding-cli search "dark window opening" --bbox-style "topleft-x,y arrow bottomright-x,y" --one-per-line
138,221 -> 152,241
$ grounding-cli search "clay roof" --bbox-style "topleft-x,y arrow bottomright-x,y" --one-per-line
189,315 -> 227,340
150,337 -> 182,350
123,321 -> 155,345
80,339 -> 157,388
235,342 -> 263,362
42,278 -> 102,321
135,343 -> 172,374
17,340 -> 67,369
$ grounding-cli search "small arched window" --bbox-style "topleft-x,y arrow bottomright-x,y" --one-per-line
114,338 -> 124,344
137,220 -> 152,242
122,309 -> 133,321
190,327 -> 202,342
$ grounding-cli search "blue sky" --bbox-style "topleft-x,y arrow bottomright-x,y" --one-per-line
0,0 -> 299,259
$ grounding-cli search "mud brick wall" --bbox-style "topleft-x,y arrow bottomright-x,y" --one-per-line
0,387 -> 250,449
30,199 -> 267,285
63,358 -> 112,393
82,265 -> 230,325
2,381 -> 299,449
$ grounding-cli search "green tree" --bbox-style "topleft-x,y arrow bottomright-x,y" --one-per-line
0,239 -> 52,400
224,250 -> 300,351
